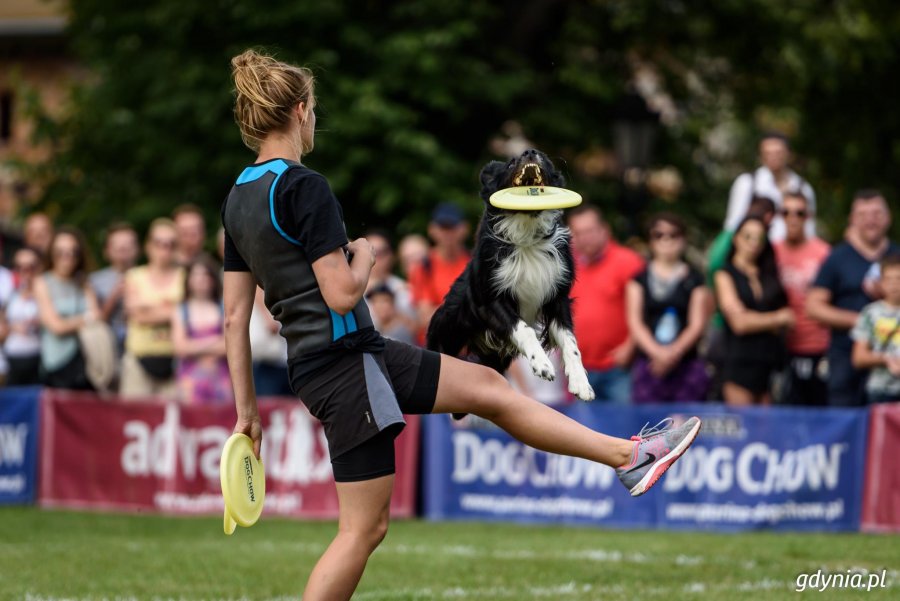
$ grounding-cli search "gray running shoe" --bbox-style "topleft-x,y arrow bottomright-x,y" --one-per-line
616,416 -> 702,497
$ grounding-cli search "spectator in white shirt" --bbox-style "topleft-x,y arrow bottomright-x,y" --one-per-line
724,132 -> 816,242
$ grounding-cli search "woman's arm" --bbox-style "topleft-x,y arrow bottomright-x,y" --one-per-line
715,271 -> 793,335
124,275 -> 175,326
84,285 -> 100,322
224,271 -> 261,458
625,280 -> 665,359
34,277 -> 86,336
670,286 -> 712,357
171,305 -> 226,358
311,238 -> 375,315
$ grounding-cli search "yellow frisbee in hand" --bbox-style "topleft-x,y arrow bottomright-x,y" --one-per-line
220,433 -> 265,535
489,186 -> 583,211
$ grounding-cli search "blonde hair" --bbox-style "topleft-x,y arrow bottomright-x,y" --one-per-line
231,49 -> 316,152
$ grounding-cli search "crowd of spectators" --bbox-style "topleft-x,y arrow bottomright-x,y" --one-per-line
0,133 -> 897,407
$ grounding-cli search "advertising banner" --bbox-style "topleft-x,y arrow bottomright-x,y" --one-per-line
423,403 -> 868,531
657,406 -> 867,532
0,387 -> 41,504
39,390 -> 419,518
861,403 -> 900,532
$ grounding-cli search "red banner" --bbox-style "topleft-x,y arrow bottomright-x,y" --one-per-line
862,403 -> 900,532
39,390 -> 419,518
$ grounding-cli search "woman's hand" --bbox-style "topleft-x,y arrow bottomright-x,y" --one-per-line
346,238 -> 376,268
777,308 -> 796,330
233,414 -> 262,460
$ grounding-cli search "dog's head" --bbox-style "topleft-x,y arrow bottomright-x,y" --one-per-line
479,149 -> 566,204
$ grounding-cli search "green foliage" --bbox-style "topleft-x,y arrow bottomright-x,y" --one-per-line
13,0 -> 900,247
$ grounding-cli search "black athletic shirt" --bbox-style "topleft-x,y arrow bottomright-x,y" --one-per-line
223,162 -> 384,391
223,168 -> 348,272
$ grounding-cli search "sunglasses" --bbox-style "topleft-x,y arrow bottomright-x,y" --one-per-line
780,209 -> 808,218
152,238 -> 177,249
14,262 -> 38,271
650,230 -> 683,241
53,248 -> 79,259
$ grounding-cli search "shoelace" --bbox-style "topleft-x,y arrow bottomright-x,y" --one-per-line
630,417 -> 674,442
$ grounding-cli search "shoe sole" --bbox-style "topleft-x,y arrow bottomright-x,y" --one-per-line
629,418 -> 702,497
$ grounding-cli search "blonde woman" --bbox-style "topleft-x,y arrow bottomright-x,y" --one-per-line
120,218 -> 184,399
222,49 -> 701,601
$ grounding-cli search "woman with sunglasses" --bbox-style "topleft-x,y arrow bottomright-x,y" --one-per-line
121,218 -> 185,399
33,227 -> 100,389
715,216 -> 794,405
626,213 -> 711,402
1,247 -> 44,385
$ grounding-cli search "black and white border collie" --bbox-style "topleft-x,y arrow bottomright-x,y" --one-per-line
426,149 -> 595,402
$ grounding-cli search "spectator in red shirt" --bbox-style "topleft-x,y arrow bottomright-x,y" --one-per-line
773,191 -> 831,405
408,203 -> 470,344
567,204 -> 644,403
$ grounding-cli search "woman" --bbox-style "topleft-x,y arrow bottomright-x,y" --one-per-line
223,49 -> 700,601
172,256 -> 232,405
1,247 -> 44,385
626,214 -> 710,402
33,227 -> 99,389
121,218 -> 184,400
714,216 -> 794,405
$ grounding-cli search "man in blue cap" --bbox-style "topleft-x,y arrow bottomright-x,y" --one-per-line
408,202 -> 470,344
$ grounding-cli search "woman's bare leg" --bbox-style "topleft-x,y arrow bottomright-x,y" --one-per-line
302,475 -> 393,601
432,355 -> 634,467
723,382 -> 754,406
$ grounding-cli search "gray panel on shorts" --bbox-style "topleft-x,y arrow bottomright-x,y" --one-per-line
363,353 -> 406,431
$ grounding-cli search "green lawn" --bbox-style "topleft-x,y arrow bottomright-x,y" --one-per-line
0,507 -> 896,600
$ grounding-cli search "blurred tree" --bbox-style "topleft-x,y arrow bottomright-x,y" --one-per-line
13,0 -> 900,250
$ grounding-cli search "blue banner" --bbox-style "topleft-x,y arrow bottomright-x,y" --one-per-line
0,387 -> 42,504
422,403 -> 868,531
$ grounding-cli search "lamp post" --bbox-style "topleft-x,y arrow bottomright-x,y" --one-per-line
613,91 -> 659,239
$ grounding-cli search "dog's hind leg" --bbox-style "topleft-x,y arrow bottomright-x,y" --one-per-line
549,320 -> 595,401
511,320 -> 556,381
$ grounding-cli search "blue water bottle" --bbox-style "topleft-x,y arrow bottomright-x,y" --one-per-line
655,307 -> 680,344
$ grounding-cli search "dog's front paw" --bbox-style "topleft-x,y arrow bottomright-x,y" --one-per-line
528,352 -> 556,381
568,371 -> 595,401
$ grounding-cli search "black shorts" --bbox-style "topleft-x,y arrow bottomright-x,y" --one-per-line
723,358 -> 778,395
294,339 -> 441,482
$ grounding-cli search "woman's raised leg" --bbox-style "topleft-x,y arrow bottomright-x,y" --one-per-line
432,355 -> 634,467
302,475 -> 394,601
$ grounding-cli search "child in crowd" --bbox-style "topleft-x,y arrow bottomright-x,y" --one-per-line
365,284 -> 414,345
171,256 -> 232,405
851,254 -> 900,404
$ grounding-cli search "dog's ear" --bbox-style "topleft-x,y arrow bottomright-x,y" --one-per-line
536,151 -> 566,188
479,161 -> 507,199
549,170 -> 566,188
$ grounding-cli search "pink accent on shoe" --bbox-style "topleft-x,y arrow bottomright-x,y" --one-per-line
618,440 -> 640,470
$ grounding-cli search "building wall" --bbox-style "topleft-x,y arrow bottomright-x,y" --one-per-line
0,0 -> 75,223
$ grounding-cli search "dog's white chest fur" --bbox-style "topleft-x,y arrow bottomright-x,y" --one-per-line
490,212 -> 569,324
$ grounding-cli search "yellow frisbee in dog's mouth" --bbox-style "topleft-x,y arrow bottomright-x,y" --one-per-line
489,186 -> 583,211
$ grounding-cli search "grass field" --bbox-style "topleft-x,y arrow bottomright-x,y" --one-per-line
0,507 -> 896,600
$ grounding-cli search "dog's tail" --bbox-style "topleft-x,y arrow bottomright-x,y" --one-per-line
426,303 -> 462,355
